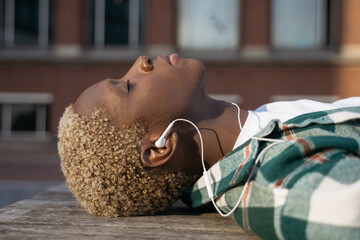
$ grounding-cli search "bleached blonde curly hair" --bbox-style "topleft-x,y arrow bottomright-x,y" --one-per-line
58,105 -> 198,217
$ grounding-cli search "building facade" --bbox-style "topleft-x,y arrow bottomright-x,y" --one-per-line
0,0 -> 359,140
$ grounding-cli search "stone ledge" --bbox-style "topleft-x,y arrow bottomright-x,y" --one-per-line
0,184 -> 259,240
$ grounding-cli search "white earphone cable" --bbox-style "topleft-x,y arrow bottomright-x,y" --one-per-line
156,102 -> 284,217
166,118 -> 206,171
209,102 -> 284,217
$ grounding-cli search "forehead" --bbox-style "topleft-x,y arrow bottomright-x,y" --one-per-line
74,79 -> 139,127
73,80 -> 110,116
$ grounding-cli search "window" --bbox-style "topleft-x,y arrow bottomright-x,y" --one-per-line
177,0 -> 239,50
0,93 -> 53,139
91,0 -> 144,48
272,0 -> 329,50
0,0 -> 52,48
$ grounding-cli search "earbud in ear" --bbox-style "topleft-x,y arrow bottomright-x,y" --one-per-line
155,137 -> 166,148
154,121 -> 175,148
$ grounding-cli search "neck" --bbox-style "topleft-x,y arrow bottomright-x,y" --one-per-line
189,97 -> 248,168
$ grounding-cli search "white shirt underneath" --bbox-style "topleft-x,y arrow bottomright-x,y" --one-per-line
233,97 -> 360,150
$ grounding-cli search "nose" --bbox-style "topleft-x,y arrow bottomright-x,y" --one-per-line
139,56 -> 154,72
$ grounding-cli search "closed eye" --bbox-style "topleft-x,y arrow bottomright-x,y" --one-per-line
127,79 -> 131,93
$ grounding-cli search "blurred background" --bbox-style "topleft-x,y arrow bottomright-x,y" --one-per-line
0,0 -> 359,207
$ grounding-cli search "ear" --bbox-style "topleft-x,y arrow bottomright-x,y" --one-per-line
141,131 -> 179,167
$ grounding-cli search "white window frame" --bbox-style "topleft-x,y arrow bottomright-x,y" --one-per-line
93,0 -> 141,48
272,0 -> 328,50
0,93 -> 53,139
3,0 -> 50,48
177,0 -> 240,50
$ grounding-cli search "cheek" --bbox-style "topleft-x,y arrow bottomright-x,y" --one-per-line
135,86 -> 183,120
131,62 -> 205,121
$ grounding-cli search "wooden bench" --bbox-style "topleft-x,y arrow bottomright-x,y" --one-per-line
0,184 -> 259,239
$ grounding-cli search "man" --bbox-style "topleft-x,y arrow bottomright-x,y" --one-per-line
58,54 -> 360,239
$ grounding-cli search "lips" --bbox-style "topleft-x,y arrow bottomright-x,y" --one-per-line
159,53 -> 178,66
169,53 -> 178,65
159,55 -> 171,65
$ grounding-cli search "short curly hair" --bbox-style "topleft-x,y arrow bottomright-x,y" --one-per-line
58,105 -> 198,217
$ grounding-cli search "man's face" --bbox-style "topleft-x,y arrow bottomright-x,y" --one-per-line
74,54 -> 206,126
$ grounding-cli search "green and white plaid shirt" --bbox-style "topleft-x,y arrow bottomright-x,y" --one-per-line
182,106 -> 360,240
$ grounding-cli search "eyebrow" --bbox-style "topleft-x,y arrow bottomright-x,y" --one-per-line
108,79 -> 119,86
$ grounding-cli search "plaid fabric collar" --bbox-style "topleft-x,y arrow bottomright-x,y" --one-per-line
181,106 -> 360,207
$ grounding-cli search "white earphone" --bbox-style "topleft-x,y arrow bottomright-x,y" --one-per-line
155,122 -> 175,148
154,102 -> 284,217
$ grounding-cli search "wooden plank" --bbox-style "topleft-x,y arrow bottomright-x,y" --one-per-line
0,184 -> 260,240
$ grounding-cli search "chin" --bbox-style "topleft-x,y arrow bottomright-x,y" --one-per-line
188,58 -> 206,78
190,59 -> 207,95
197,60 -> 207,85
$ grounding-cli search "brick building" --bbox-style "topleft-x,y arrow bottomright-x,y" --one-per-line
0,0 -> 359,140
